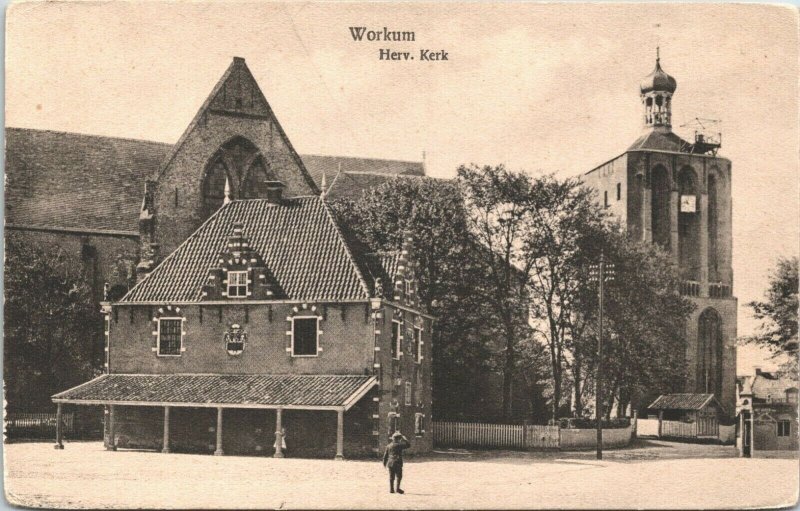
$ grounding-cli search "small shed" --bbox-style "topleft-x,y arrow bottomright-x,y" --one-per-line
648,393 -> 725,438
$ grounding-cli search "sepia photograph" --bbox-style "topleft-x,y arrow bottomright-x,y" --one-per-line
3,2 -> 798,509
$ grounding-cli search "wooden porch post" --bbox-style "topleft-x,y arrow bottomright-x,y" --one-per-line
162,406 -> 171,453
108,405 -> 117,451
274,408 -> 284,458
335,408 -> 345,460
54,403 -> 64,450
657,410 -> 663,438
214,407 -> 224,456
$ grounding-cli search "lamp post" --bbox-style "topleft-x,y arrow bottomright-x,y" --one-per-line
589,251 -> 614,460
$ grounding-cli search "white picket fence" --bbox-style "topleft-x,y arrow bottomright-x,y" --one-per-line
433,421 -> 560,449
6,412 -> 75,434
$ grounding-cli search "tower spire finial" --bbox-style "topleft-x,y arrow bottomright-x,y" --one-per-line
656,46 -> 660,63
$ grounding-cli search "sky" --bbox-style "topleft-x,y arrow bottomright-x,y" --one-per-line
5,2 -> 798,374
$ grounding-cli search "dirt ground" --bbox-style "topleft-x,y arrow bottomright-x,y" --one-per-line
3,440 -> 798,509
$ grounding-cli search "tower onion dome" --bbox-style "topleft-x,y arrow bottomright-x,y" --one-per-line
640,57 -> 677,94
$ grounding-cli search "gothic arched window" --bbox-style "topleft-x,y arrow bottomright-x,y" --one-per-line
650,165 -> 670,249
707,172 -> 721,282
242,159 -> 270,199
698,308 -> 723,396
202,137 -> 272,216
203,160 -> 230,214
678,167 -> 700,280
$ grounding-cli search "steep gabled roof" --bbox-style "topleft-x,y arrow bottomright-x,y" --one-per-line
5,128 -> 170,232
154,57 -> 320,195
122,197 -> 371,302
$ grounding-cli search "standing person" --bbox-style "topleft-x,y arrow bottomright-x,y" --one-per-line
382,431 -> 411,494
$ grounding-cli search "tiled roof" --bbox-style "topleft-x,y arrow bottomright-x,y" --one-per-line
649,393 -> 720,411
53,374 -> 376,409
750,372 -> 799,400
326,172 -> 426,202
302,154 -> 424,190
5,128 -> 170,232
123,197 -> 371,302
5,127 -> 425,232
627,129 -> 691,152
377,252 -> 401,283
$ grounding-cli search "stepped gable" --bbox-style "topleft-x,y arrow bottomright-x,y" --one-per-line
123,197 -> 372,302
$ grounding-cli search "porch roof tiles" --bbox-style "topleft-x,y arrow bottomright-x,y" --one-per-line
53,374 -> 377,410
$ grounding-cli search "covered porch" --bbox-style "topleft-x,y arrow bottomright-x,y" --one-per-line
52,374 -> 378,459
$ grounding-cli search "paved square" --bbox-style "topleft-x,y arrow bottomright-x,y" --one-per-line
4,441 -> 798,509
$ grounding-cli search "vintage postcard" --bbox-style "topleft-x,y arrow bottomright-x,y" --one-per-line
3,2 -> 798,509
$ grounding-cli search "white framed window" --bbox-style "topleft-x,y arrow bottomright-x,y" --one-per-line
405,381 -> 412,406
414,413 -> 425,436
777,420 -> 791,437
292,316 -> 319,357
405,279 -> 413,297
413,327 -> 422,363
227,271 -> 248,298
391,320 -> 402,360
158,318 -> 183,356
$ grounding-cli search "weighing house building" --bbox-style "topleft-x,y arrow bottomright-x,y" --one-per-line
47,57 -> 433,458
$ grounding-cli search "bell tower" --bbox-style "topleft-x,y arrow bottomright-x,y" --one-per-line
640,48 -> 677,129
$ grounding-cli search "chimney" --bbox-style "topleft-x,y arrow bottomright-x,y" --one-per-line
265,181 -> 285,204
754,366 -> 763,376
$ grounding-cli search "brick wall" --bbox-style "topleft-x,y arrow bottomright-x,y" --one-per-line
154,97 -> 317,256
109,302 -> 375,375
373,303 -> 434,455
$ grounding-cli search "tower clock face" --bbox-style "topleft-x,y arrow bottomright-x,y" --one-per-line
680,195 -> 697,213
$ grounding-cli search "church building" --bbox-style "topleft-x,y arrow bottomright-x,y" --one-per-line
46,57 -> 433,458
582,53 -> 737,416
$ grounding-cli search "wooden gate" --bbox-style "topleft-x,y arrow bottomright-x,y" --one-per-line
696,417 -> 719,437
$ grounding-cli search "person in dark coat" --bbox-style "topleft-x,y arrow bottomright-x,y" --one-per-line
382,431 -> 411,494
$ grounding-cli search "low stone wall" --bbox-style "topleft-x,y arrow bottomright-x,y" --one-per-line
637,418 -> 660,437
559,426 -> 633,450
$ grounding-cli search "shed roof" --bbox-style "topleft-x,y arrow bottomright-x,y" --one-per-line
648,393 -> 722,411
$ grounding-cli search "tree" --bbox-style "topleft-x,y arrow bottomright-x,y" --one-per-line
4,233 -> 104,412
745,256 -> 799,374
330,177 -> 511,420
589,231 -> 694,417
519,174 -> 608,420
457,164 -> 538,420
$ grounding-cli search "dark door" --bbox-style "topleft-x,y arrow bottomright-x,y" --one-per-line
743,414 -> 752,457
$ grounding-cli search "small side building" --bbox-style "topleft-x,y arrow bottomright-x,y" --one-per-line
648,393 -> 726,439
737,368 -> 798,457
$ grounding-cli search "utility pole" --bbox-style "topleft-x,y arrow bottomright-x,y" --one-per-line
589,251 -> 614,460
